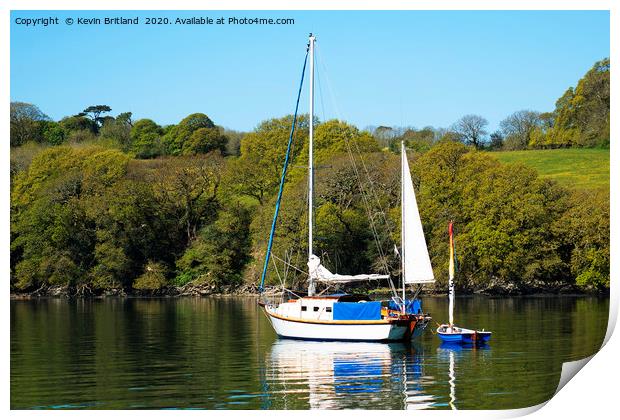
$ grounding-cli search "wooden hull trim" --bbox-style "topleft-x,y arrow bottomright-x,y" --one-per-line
265,308 -> 411,326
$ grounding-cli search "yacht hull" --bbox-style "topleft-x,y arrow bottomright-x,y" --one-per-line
265,308 -> 413,342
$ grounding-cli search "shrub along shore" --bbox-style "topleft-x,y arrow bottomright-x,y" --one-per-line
9,272 -> 604,299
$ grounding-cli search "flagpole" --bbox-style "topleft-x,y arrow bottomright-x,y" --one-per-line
448,221 -> 455,327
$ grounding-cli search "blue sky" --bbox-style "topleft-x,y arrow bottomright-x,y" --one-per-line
10,10 -> 609,133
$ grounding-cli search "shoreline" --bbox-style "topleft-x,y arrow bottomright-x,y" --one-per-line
10,282 -> 607,300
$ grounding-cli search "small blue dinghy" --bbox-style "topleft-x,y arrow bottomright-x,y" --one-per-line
437,223 -> 492,345
437,324 -> 492,345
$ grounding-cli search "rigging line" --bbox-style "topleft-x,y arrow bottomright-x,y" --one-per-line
348,155 -> 389,259
271,253 -> 309,276
317,44 -> 392,244
280,287 -> 302,299
318,44 -> 398,296
343,136 -> 397,296
259,46 -> 309,293
286,118 -> 310,289
280,114 -> 308,286
315,46 -> 327,123
317,45 -> 381,245
289,153 -> 310,289
282,248 -> 291,284
315,43 -> 342,120
316,285 -> 334,295
343,136 -> 399,298
271,252 -> 285,288
319,44 -> 398,267
281,178 -> 308,291
318,43 -> 394,232
350,128 -> 399,251
295,191 -> 308,288
281,249 -> 289,284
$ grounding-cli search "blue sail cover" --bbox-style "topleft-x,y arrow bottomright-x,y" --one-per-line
388,299 -> 422,315
388,299 -> 422,314
333,302 -> 381,320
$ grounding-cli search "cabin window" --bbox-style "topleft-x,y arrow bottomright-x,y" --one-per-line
301,306 -> 307,311
313,307 -> 319,312
326,307 -> 332,313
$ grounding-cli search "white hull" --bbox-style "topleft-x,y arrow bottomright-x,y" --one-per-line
265,309 -> 408,341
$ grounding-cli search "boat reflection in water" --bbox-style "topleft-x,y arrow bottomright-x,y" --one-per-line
436,343 -> 491,410
264,339 -> 437,409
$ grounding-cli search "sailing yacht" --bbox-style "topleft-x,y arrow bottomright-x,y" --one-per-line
259,34 -> 434,341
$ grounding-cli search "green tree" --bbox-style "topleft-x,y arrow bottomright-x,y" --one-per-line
553,190 -> 609,290
176,203 -> 252,287
227,114 -> 309,205
133,261 -> 168,291
59,115 -> 98,144
312,119 -> 380,160
11,147 -> 99,290
545,58 -> 610,147
182,127 -> 228,155
60,115 -> 97,134
82,105 -> 112,128
99,112 -> 133,149
163,113 -> 216,155
149,154 -> 224,243
130,119 -> 164,158
41,121 -> 66,145
389,127 -> 436,153
12,197 -> 94,291
412,141 -> 569,289
10,102 -> 50,147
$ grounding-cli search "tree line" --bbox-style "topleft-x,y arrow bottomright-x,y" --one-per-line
370,58 -> 609,151
9,58 -> 609,295
9,103 -> 245,160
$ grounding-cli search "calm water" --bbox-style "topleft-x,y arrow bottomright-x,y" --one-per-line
11,296 -> 608,410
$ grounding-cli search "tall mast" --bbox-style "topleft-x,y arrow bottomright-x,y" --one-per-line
307,34 -> 316,297
448,222 -> 455,326
401,140 -> 406,312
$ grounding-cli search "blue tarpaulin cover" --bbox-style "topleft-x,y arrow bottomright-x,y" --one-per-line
333,302 -> 381,320
388,299 -> 422,314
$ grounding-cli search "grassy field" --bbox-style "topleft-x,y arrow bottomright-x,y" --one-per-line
490,148 -> 609,191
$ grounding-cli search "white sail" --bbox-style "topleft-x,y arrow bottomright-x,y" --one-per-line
401,144 -> 435,284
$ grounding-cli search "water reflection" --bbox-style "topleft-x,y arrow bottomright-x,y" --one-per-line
401,343 -> 436,409
435,343 -> 492,410
10,296 -> 609,410
265,339 -> 439,409
449,351 -> 456,410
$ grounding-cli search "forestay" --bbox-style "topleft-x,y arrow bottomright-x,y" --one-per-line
401,143 -> 435,284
